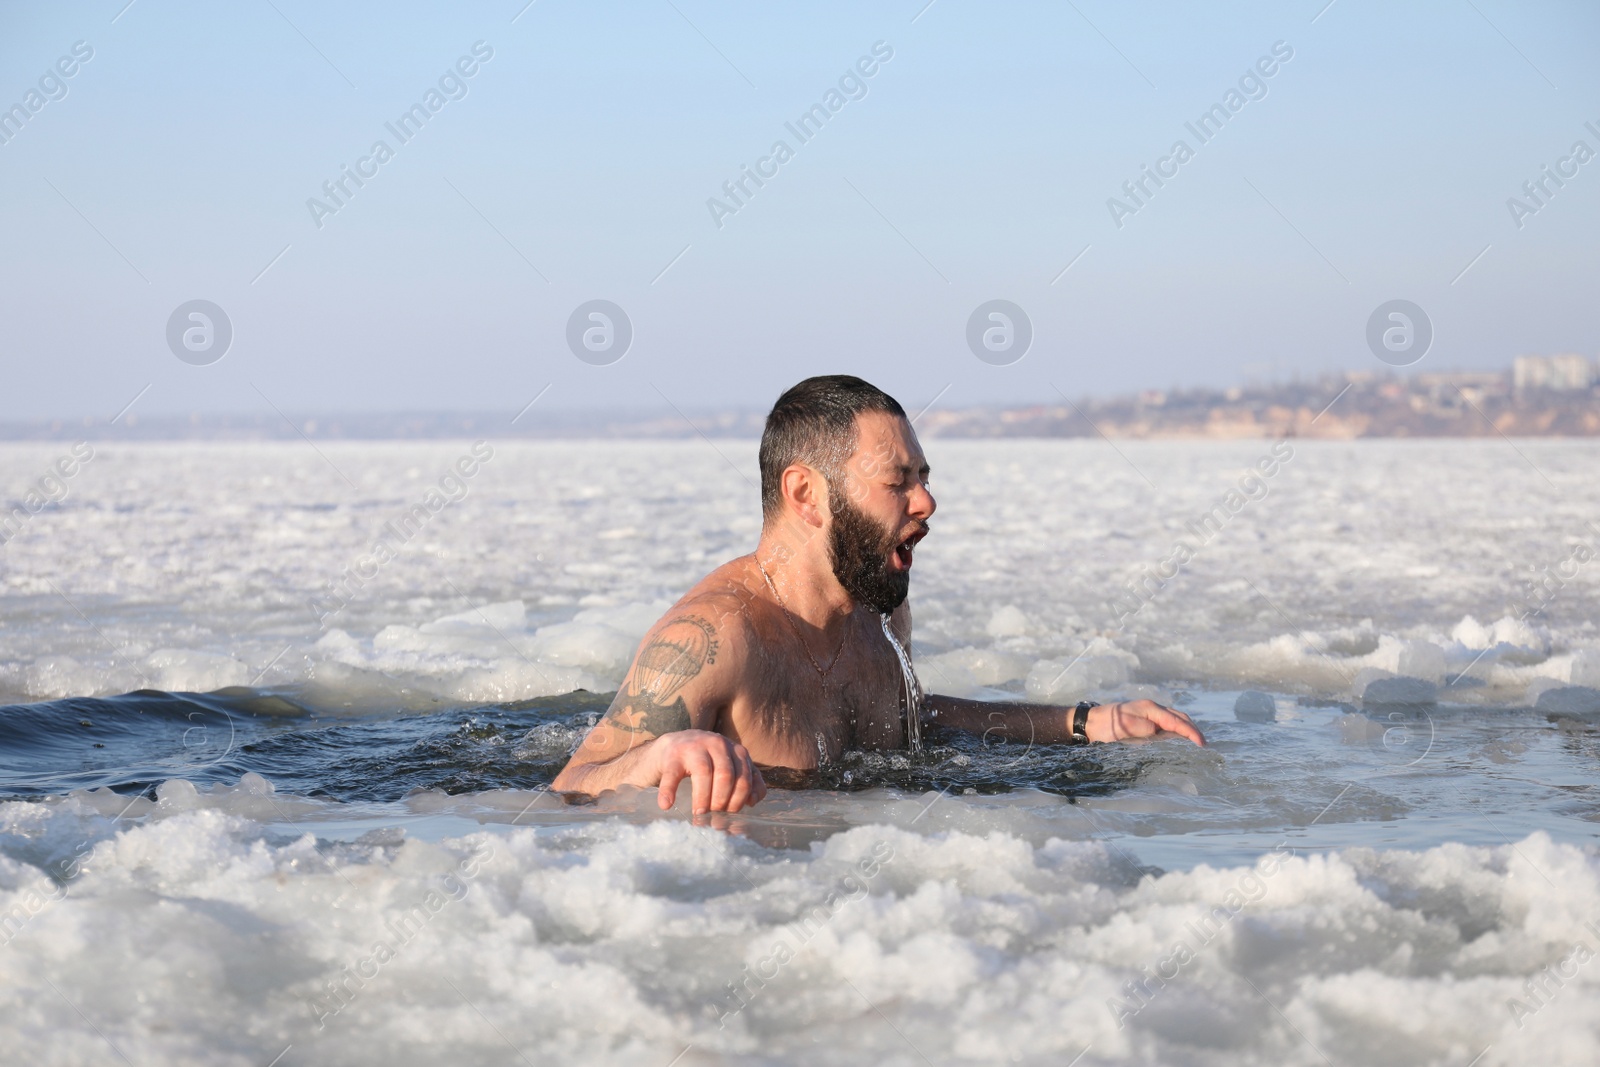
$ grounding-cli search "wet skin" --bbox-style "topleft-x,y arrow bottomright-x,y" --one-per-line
551,411 -> 1204,815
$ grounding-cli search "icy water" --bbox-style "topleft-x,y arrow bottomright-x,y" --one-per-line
2,438 -> 1599,1066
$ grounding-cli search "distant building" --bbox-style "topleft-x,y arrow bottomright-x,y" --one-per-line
1514,353 -> 1594,392
1415,372 -> 1505,388
1415,371 -> 1508,407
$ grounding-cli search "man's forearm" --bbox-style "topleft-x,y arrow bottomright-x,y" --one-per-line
922,694 -> 1075,745
551,738 -> 659,795
924,694 -> 1207,747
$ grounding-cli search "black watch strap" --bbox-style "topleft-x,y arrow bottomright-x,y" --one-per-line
1071,701 -> 1097,743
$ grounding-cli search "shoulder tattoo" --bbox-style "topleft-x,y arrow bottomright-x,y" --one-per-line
600,614 -> 720,736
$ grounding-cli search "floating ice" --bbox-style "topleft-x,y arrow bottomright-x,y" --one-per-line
1024,639 -> 1137,703
3,441 -> 1597,707
1358,673 -> 1439,707
915,646 -> 1031,697
143,648 -> 252,692
1535,685 -> 1600,718
0,784 -> 1596,1065
3,438 -> 1600,1062
1233,690 -> 1277,722
984,604 -> 1032,638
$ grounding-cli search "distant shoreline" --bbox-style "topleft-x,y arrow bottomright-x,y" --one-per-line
7,371 -> 1600,441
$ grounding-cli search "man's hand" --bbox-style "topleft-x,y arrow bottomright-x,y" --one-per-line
649,729 -> 767,814
1086,700 -> 1205,746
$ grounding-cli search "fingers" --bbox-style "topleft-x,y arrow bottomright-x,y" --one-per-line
1153,705 -> 1206,746
657,742 -> 714,813
706,742 -> 735,814
1127,701 -> 1205,746
691,810 -> 736,832
655,734 -> 767,815
657,761 -> 687,811
688,748 -> 714,815
717,743 -> 767,813
726,745 -> 754,812
1095,701 -> 1206,746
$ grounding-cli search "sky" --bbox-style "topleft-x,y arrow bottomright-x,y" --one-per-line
2,0 -> 1597,421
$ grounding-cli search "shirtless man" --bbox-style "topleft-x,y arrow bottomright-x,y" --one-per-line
552,375 -> 1204,814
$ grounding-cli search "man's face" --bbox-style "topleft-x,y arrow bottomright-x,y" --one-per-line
826,411 -> 936,614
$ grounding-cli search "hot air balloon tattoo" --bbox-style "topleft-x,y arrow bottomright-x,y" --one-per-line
601,615 -> 720,736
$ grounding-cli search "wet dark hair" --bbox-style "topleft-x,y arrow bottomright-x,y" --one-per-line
759,375 -> 906,519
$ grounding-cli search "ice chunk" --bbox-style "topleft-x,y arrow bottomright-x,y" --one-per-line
1359,674 -> 1438,706
1569,648 -> 1600,687
1535,686 -> 1600,718
420,599 -> 527,634
144,649 -> 251,692
985,605 -> 1032,638
1394,640 -> 1446,683
1025,641 -> 1136,702
1450,615 -> 1494,649
1234,690 -> 1278,722
155,778 -> 201,812
917,646 -> 1032,697
21,655 -> 100,700
528,601 -> 669,681
529,620 -> 638,673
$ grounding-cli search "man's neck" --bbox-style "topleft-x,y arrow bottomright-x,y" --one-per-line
754,524 -> 856,632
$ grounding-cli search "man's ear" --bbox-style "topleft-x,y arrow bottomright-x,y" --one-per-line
780,463 -> 828,529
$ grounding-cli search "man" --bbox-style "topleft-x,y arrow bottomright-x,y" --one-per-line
552,375 -> 1204,814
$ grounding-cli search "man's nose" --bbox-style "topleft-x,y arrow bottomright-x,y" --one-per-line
909,482 -> 936,520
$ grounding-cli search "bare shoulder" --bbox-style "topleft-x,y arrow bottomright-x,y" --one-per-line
622,573 -> 755,685
560,561 -> 768,770
594,594 -> 744,744
668,556 -> 773,646
629,604 -> 737,687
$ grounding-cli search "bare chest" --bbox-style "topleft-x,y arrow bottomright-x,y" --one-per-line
724,621 -> 911,769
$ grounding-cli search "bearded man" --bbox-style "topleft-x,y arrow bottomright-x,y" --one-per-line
552,375 -> 1203,813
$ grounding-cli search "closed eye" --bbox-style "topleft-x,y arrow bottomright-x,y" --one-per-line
890,464 -> 930,488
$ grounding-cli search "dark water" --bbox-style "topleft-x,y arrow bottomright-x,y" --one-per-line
0,687 -> 1136,803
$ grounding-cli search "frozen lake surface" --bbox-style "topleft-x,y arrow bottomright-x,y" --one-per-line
1,438 -> 1597,1065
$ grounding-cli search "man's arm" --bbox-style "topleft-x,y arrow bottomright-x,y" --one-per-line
922,693 -> 1205,746
893,600 -> 1204,746
551,605 -> 767,813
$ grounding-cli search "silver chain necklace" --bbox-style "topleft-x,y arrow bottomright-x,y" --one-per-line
756,556 -> 846,683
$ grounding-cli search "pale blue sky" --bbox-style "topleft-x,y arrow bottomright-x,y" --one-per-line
2,0 -> 1596,419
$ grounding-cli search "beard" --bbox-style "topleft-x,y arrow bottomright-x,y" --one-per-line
827,491 -> 913,615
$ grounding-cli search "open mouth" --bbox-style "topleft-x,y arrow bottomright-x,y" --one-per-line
891,527 -> 927,571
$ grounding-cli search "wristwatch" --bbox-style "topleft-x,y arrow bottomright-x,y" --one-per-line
1071,701 -> 1097,743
